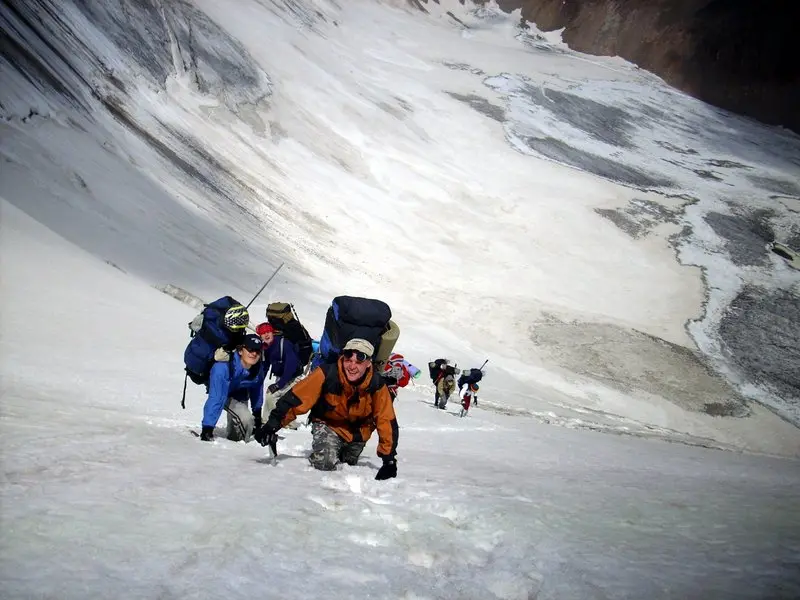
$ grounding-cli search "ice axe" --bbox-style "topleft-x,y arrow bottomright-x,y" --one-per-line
268,433 -> 278,463
255,428 -> 280,462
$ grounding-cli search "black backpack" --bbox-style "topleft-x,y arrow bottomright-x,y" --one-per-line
428,358 -> 457,381
266,302 -> 313,368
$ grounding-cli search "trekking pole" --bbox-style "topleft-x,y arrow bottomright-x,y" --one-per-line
181,372 -> 189,409
245,262 -> 284,309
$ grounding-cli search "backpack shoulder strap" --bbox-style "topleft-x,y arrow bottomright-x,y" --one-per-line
367,367 -> 386,393
319,362 -> 341,396
228,353 -> 236,381
308,363 -> 341,422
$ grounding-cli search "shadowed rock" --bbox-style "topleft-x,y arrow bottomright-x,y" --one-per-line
719,286 -> 800,424
704,210 -> 774,267
529,320 -> 750,417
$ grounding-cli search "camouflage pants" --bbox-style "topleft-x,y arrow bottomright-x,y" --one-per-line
309,422 -> 366,471
435,376 -> 455,409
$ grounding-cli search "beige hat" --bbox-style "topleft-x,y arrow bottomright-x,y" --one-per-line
342,338 -> 374,358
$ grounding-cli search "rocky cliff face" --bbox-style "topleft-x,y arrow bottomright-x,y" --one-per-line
486,0 -> 798,133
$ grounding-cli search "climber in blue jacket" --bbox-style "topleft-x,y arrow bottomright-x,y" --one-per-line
200,334 -> 266,442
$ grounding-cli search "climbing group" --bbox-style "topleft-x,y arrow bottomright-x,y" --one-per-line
427,358 -> 485,417
183,295 -> 405,480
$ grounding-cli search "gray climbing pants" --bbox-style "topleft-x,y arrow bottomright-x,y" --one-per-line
225,399 -> 255,442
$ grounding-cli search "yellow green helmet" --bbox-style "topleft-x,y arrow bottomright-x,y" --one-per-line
223,304 -> 249,331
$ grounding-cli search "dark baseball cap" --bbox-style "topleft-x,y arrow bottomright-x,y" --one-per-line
242,334 -> 263,352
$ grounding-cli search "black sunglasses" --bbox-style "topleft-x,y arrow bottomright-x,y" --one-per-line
342,349 -> 369,362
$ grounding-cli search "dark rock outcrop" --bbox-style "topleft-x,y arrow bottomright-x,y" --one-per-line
485,0 -> 799,133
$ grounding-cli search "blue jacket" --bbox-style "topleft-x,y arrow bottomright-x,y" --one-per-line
264,336 -> 301,389
201,352 -> 265,427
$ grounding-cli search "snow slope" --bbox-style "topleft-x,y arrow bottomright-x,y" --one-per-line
2,198 -> 799,599
2,0 -> 799,452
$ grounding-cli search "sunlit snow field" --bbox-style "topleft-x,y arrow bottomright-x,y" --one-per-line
1,0 -> 799,598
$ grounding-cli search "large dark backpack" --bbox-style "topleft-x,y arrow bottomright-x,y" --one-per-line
266,302 -> 313,368
316,296 -> 393,366
428,358 -> 443,381
184,296 -> 247,386
458,368 -> 483,390
428,358 -> 455,381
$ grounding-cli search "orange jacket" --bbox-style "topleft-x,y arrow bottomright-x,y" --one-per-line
270,358 -> 399,458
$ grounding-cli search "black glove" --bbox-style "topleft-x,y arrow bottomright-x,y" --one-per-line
254,420 -> 280,447
253,412 -> 263,430
375,457 -> 397,481
267,383 -> 280,394
199,426 -> 214,442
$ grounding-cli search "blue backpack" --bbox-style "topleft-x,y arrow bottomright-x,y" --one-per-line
183,296 -> 248,388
